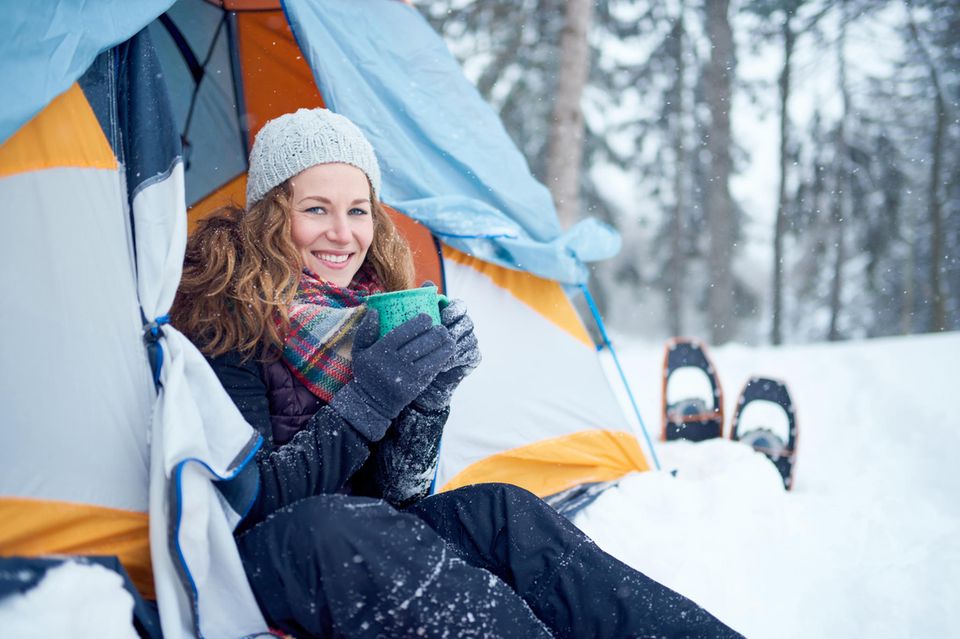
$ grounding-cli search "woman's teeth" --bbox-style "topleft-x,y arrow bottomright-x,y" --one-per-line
315,252 -> 349,264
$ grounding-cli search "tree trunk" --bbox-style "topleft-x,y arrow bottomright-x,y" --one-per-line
827,181 -> 846,342
544,0 -> 594,229
901,208 -> 915,335
703,0 -> 736,345
771,9 -> 795,345
828,8 -> 849,342
668,13 -> 687,337
907,14 -> 947,332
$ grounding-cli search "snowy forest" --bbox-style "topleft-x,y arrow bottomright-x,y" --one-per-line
418,0 -> 959,345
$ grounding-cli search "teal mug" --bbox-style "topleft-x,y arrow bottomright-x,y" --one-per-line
365,285 -> 449,337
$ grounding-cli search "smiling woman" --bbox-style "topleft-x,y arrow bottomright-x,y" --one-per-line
168,107 -> 740,638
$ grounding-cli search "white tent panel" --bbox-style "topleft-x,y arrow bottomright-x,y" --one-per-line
0,167 -> 153,512
437,256 -> 635,489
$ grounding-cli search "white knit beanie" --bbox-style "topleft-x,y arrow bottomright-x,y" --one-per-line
245,108 -> 382,207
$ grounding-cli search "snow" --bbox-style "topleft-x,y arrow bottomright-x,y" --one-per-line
577,330 -> 960,638
0,561 -> 137,639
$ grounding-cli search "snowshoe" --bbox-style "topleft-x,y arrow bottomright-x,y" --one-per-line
661,338 -> 724,442
730,377 -> 798,490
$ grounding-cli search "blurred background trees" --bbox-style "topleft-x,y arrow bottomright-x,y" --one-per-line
419,0 -> 958,344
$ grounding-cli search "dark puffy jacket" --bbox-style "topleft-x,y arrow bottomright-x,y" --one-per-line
208,351 -> 450,527
261,359 -> 323,445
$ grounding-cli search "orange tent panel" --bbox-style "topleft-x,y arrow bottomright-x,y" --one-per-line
384,204 -> 444,292
235,10 -> 325,145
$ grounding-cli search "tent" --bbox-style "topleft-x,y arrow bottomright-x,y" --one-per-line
0,0 -> 658,635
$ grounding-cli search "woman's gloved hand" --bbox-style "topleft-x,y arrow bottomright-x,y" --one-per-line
413,298 -> 481,412
330,310 -> 454,441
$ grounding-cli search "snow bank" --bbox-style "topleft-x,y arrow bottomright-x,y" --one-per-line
0,561 -> 137,639
583,331 -> 960,638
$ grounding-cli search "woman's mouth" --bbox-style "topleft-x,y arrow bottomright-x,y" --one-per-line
312,251 -> 352,269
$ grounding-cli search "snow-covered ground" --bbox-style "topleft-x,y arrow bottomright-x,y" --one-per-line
578,331 -> 960,638
0,561 -> 138,638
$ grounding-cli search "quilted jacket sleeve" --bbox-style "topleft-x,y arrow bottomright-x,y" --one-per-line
207,352 -> 374,525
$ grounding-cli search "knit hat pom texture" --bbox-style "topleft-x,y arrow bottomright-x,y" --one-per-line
246,108 -> 382,207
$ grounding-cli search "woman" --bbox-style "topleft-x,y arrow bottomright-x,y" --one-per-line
172,108 -> 741,638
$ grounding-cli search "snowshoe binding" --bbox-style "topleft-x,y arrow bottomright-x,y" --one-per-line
730,377 -> 798,490
661,338 -> 724,442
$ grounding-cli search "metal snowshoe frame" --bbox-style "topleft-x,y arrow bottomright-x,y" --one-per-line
660,338 -> 725,442
730,376 -> 799,490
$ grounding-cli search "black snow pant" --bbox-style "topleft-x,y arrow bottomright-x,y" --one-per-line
237,483 -> 741,639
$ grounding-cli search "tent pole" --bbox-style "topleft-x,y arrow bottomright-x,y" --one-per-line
579,285 -> 661,471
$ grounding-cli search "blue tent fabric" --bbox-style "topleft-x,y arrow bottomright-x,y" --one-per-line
0,0 -> 176,146
283,0 -> 621,285
79,29 -> 182,204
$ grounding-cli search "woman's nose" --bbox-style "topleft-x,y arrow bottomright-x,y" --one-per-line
326,215 -> 350,242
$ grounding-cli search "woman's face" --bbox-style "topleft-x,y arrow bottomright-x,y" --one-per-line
288,163 -> 375,288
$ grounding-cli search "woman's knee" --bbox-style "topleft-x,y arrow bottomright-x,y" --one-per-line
447,481 -> 536,502
440,482 -> 549,517
411,482 -> 560,557
489,482 -> 543,506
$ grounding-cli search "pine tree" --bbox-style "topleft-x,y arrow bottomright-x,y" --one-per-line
703,0 -> 737,344
545,0 -> 595,229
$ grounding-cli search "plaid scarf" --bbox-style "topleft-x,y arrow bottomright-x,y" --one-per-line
282,268 -> 384,402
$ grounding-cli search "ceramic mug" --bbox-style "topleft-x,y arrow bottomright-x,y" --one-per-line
365,285 -> 449,337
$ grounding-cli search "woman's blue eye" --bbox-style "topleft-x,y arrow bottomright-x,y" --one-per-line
305,206 -> 326,215
349,208 -> 370,216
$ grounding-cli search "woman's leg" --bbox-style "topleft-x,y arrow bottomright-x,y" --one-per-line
236,493 -> 553,638
408,483 -> 742,639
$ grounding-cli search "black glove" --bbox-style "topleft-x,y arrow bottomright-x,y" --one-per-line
413,298 -> 481,412
330,310 -> 454,441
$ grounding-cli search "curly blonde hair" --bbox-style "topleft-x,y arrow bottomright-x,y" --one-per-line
171,181 -> 415,360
